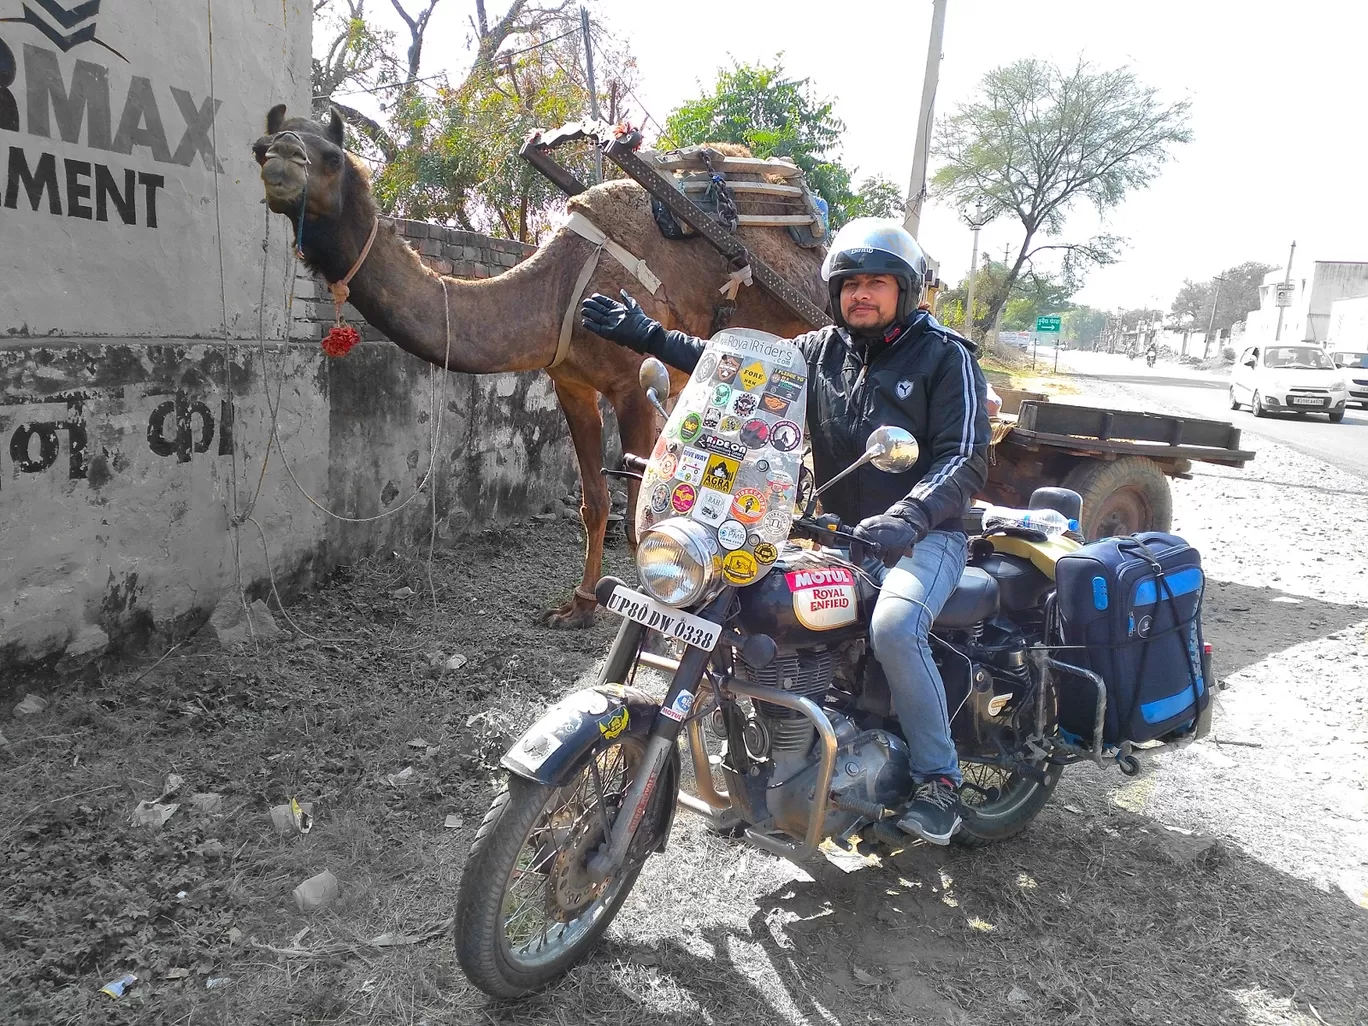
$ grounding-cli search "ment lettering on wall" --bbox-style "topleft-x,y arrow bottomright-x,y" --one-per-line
0,32 -> 220,229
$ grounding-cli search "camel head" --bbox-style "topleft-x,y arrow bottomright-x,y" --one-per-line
254,103 -> 374,239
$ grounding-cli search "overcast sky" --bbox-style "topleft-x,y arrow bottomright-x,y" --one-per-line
354,0 -> 1366,313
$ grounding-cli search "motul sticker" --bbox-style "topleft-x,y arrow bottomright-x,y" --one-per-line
786,567 -> 858,630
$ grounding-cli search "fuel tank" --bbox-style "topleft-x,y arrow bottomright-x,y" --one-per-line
734,548 -> 871,648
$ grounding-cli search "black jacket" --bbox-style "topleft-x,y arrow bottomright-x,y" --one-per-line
642,311 -> 990,531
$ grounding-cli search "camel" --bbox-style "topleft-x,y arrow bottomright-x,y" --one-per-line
253,105 -> 827,627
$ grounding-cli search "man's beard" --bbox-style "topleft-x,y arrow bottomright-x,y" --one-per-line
846,312 -> 896,340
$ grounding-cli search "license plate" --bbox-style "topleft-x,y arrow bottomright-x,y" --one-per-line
605,585 -> 721,651
1290,397 -> 1326,406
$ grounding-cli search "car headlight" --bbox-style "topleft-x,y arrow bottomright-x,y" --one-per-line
636,518 -> 716,607
1332,377 -> 1347,390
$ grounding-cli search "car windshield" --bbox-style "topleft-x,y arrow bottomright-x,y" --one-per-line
1262,347 -> 1333,370
1331,350 -> 1368,369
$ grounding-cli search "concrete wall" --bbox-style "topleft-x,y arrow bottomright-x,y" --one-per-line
1328,295 -> 1368,348
0,3 -> 578,673
1247,262 -> 1368,344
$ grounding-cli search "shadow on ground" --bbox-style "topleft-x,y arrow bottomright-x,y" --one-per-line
1203,579 -> 1368,677
479,796 -> 1367,1026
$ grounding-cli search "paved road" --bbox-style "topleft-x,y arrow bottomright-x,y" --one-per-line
1054,349 -> 1368,480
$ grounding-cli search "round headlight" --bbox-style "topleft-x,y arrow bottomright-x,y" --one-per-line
636,518 -> 716,607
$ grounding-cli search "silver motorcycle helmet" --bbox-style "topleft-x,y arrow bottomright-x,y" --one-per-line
821,218 -> 928,329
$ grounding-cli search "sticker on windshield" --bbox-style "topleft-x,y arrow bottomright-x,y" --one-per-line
770,421 -> 802,452
738,361 -> 768,391
715,355 -> 740,382
716,519 -> 746,550
703,454 -> 739,493
691,487 -> 731,526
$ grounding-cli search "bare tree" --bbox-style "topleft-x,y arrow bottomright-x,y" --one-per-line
933,58 -> 1192,339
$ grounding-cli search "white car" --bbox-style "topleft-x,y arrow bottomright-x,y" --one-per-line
1229,343 -> 1350,422
1330,349 -> 1368,409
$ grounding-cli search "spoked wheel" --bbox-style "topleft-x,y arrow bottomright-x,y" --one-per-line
954,756 -> 1061,847
455,737 -> 655,998
953,683 -> 1062,847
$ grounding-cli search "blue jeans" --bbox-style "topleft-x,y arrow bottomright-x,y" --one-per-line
868,529 -> 968,785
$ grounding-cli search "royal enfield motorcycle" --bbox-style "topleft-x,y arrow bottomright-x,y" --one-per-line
454,329 -> 1163,998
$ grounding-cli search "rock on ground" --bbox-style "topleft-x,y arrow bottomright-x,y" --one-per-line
208,595 -> 286,651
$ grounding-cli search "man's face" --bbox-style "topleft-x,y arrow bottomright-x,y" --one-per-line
839,273 -> 900,332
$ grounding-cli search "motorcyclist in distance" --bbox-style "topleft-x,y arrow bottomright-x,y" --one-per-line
580,219 -> 990,844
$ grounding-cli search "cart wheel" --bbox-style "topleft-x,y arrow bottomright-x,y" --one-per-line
1118,755 -> 1141,777
1063,456 -> 1173,541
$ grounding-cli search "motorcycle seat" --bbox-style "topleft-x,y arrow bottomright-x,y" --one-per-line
932,567 -> 1001,628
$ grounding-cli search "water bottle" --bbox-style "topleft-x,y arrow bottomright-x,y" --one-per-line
980,504 -> 1077,537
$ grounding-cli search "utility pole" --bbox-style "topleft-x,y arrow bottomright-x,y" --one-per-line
1274,240 -> 1296,342
580,6 -> 602,183
903,0 -> 948,239
991,243 -> 1009,343
963,199 -> 989,342
1202,274 -> 1227,361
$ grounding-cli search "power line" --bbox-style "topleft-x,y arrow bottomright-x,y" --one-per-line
591,39 -> 661,133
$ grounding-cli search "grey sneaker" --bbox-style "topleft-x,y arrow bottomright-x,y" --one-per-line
896,777 -> 962,845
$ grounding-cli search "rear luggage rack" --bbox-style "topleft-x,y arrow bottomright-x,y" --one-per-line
519,121 -> 832,331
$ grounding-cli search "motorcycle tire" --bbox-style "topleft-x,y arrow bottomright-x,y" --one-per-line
454,737 -> 658,999
953,760 -> 1063,847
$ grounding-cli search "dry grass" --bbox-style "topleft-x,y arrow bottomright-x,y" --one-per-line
2,517 -> 1366,1025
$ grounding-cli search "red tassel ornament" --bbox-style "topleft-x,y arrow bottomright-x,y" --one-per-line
321,323 -> 361,358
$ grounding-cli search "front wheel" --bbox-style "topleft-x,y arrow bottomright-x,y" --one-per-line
1252,390 -> 1266,418
455,737 -> 658,998
1329,408 -> 1346,423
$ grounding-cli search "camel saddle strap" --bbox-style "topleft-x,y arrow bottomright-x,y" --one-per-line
551,212 -> 664,370
565,212 -> 663,296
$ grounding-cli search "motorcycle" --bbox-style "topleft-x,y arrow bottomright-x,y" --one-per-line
454,330 -> 1139,998
1146,350 -> 1158,368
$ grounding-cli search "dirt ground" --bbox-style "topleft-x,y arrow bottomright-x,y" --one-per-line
4,391 -> 1367,1025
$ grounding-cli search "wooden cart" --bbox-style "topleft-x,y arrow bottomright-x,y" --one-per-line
983,400 -> 1254,540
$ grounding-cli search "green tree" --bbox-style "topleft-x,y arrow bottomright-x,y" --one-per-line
660,59 -> 864,229
932,58 -> 1191,340
851,174 -> 906,219
1170,260 -> 1276,336
1062,305 -> 1108,349
312,1 -> 629,241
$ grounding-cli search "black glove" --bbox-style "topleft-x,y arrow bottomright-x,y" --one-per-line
580,290 -> 663,353
852,501 -> 931,568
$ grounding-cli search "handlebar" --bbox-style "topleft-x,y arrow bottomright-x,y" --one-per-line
620,453 -> 649,474
790,514 -> 880,558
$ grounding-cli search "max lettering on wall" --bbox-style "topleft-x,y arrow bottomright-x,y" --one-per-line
0,5 -> 221,229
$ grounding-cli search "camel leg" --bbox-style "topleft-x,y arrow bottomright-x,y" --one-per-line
610,388 -> 659,548
541,380 -> 608,629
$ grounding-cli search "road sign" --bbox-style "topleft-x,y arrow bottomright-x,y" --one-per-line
1035,315 -> 1061,333
1275,283 -> 1294,308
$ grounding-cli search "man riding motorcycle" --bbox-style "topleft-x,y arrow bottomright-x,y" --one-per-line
580,218 -> 991,844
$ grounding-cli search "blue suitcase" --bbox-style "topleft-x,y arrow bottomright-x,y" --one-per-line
1054,532 -> 1209,745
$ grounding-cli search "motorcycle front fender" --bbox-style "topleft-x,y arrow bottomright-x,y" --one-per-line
501,683 -> 665,785
500,682 -> 681,853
